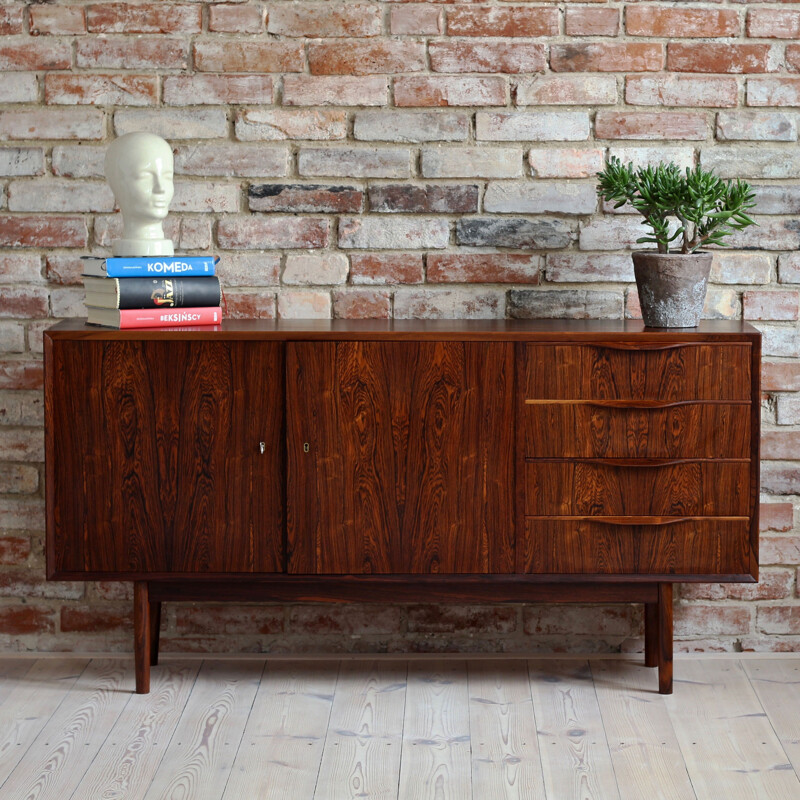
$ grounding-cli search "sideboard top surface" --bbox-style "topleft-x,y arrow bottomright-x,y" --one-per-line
45,318 -> 761,342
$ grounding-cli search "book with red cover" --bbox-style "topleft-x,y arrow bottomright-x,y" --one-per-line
86,306 -> 222,329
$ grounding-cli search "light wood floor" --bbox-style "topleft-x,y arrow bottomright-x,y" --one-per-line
0,655 -> 799,800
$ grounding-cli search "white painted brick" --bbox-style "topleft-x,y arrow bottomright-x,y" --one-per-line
701,147 -> 800,179
608,146 -> 695,171
235,109 -> 347,141
476,111 -> 590,142
277,290 -> 331,319
299,147 -> 411,179
283,253 -> 349,285
712,252 -> 773,284
338,217 -> 450,249
528,148 -> 605,178
421,147 -> 523,179
51,146 -> 105,178
756,324 -> 800,358
484,181 -> 597,215
0,148 -> 44,177
174,145 -> 289,178
716,112 -> 797,142
354,111 -> 469,143
7,180 -> 115,212
776,395 -> 800,425
779,253 -> 800,284
394,288 -> 504,319
579,217 -> 652,250
0,322 -> 25,352
50,287 -> 85,318
546,254 -> 634,283
0,74 -> 38,104
170,182 -> 240,213
114,109 -> 228,139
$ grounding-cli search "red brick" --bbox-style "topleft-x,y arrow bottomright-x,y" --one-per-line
524,605 -> 634,636
762,535 -> 800,565
395,76 -> 506,107
762,463 -> 800,495
77,38 -> 188,70
94,582 -> 133,601
529,148 -> 606,178
551,43 -> 663,72
350,253 -> 424,285
595,112 -> 707,140
744,290 -> 800,320
369,184 -> 478,213
0,605 -> 55,635
0,217 -> 87,248
517,76 -> 617,105
761,503 -> 794,532
164,75 -> 273,105
288,605 -> 402,634
748,9 -> 800,39
788,46 -> 800,72
278,291 -> 331,320
429,41 -> 546,74
411,605 -> 517,634
268,4 -> 381,37
0,39 -> 72,70
0,569 -> 82,599
30,5 -> 86,35
61,605 -> 133,632
763,361 -> 800,391
194,40 -> 304,73
87,3 -> 201,33
223,291 -> 277,320
626,75 -> 739,108
627,7 -> 739,37
332,288 -> 391,319
448,7 -> 558,37
0,361 -> 43,390
249,183 -> 363,213
308,41 -> 425,75
45,74 -> 158,106
0,6 -> 23,35
668,43 -> 778,74
391,5 -> 443,35
762,431 -> 800,460
428,254 -> 541,284
176,605 -> 283,635
218,217 -> 329,250
235,109 -> 347,141
209,4 -> 264,34
0,536 -> 30,565
566,7 -> 620,37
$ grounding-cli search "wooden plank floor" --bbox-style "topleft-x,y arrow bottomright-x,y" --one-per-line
1,655 -> 799,800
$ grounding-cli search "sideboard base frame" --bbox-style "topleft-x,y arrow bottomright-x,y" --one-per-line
133,578 -> 676,695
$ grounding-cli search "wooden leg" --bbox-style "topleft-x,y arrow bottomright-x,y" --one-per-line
658,582 -> 673,695
644,601 -> 658,668
133,581 -> 151,694
149,601 -> 162,666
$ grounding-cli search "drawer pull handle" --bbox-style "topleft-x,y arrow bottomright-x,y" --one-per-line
525,399 -> 750,408
586,342 -> 750,352
543,515 -> 749,526
528,457 -> 748,468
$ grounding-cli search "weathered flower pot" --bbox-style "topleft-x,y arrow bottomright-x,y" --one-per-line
632,251 -> 712,328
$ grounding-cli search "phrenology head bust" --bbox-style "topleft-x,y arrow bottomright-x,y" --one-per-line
104,132 -> 175,257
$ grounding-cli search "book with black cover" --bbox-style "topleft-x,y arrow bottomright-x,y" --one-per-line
83,276 -> 221,310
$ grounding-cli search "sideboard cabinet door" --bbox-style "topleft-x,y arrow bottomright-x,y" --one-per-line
285,341 -> 515,574
47,340 -> 284,576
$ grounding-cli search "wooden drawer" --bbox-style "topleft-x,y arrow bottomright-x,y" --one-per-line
521,343 -> 751,401
521,402 -> 750,459
524,460 -> 750,517
522,518 -> 751,575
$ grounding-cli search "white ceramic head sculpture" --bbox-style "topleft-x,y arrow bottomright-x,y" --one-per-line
104,132 -> 175,257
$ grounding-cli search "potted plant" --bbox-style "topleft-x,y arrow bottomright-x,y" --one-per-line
596,158 -> 757,327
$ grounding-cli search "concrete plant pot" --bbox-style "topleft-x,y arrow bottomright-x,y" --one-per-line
632,251 -> 712,328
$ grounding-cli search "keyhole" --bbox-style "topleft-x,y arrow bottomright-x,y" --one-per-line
303,442 -> 310,453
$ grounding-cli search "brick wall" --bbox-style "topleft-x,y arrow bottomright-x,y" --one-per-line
1,0 -> 799,655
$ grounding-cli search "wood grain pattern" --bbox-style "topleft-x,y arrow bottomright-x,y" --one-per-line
221,661 -> 338,800
286,341 -> 515,574
524,460 -> 750,517
523,518 -> 751,575
521,343 -> 751,401
143,660 -> 263,800
315,661 -> 407,800
528,659 -> 621,800
521,402 -> 750,459
70,661 -> 200,800
398,660 -> 472,800
468,660 -> 547,800
590,659 -> 696,800
48,340 -> 283,576
664,660 -> 800,798
0,659 -> 133,800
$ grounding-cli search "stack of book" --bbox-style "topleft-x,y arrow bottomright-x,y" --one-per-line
82,255 -> 222,329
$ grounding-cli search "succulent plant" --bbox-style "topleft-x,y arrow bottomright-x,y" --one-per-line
596,157 -> 757,255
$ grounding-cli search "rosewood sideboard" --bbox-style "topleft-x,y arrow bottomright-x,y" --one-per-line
44,319 -> 761,694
